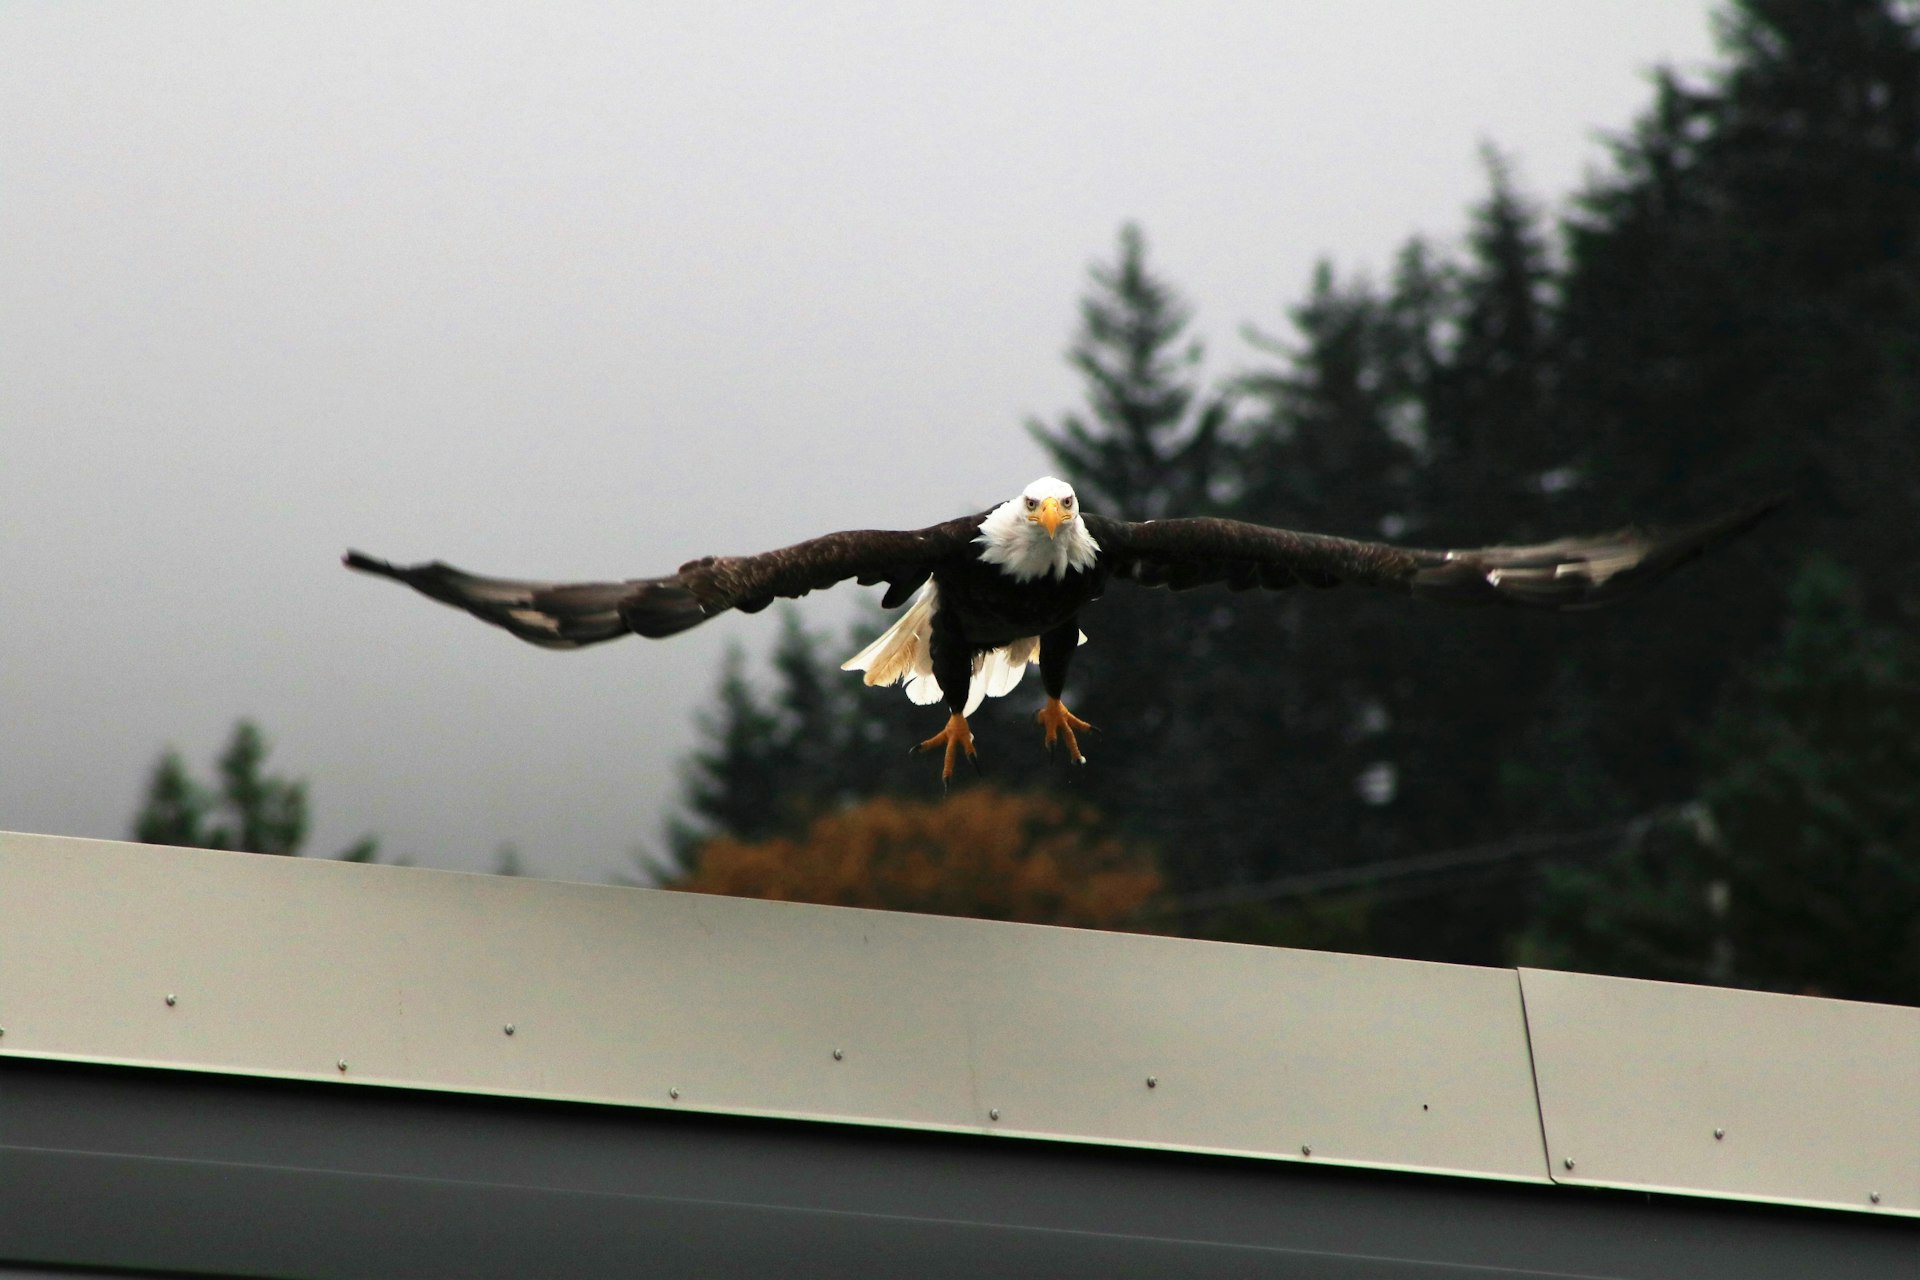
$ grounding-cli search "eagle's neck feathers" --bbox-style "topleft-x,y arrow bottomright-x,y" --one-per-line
974,495 -> 1101,583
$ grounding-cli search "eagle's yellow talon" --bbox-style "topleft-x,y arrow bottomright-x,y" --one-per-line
916,713 -> 977,780
1036,697 -> 1091,764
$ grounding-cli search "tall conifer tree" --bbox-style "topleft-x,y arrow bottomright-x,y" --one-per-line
1029,226 -> 1258,889
1522,560 -> 1920,1006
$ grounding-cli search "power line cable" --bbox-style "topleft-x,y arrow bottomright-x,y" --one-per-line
1149,811 -> 1665,918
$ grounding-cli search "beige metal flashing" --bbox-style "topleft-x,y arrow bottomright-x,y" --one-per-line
1521,966 -> 1920,1217
7,831 -> 1916,1216
0,831 -> 1546,1183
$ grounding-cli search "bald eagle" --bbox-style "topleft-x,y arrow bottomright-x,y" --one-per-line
345,477 -> 1775,777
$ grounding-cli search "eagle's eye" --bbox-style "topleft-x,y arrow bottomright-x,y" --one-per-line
1061,495 -> 1074,508
1025,497 -> 1038,510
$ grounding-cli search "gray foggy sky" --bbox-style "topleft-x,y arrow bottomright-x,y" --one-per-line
2,2 -> 1719,881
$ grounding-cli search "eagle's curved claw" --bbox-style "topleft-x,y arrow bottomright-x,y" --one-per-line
915,713 -> 977,780
1036,697 -> 1092,764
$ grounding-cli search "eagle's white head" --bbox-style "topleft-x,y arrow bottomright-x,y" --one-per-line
975,476 -> 1101,582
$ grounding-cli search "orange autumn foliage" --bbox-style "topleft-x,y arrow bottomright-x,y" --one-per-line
674,788 -> 1165,930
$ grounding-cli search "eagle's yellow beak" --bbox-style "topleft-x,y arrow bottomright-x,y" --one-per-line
1031,496 -> 1066,539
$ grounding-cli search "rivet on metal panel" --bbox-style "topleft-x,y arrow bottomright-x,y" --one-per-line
1145,1076 -> 1157,1088
1563,1157 -> 1576,1171
1300,1145 -> 1312,1157
669,1087 -> 680,1100
832,1048 -> 844,1061
989,1109 -> 1001,1121
165,994 -> 177,1007
1713,1127 -> 1725,1140
337,1060 -> 349,1073
504,1023 -> 516,1036
1871,1192 -> 1882,1205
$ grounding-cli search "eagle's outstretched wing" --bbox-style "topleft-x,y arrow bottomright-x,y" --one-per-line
1083,497 -> 1780,610
344,515 -> 983,649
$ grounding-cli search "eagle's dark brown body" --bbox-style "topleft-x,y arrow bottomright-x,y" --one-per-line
934,552 -> 1108,651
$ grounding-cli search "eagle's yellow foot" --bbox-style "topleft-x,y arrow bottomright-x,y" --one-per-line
915,712 -> 977,780
1036,697 -> 1092,764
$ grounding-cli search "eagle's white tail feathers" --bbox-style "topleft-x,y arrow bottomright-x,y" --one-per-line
841,581 -> 1082,716
840,582 -> 938,690
969,638 -> 1035,715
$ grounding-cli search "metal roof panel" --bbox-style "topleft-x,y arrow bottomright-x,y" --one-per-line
1521,966 -> 1920,1217
0,831 -> 1548,1183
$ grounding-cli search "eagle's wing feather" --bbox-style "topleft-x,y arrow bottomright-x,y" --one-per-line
1084,497 -> 1779,611
344,515 -> 982,648
674,516 -> 982,616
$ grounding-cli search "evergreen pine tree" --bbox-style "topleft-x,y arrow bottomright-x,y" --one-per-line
1521,560 -> 1920,1005
665,608 -> 955,868
1550,0 -> 1920,820
1032,223 -> 1232,519
1219,165 -> 1593,961
669,640 -> 798,863
1028,225 -> 1258,890
131,720 -> 379,861
1377,158 -> 1601,962
133,751 -> 211,849
1228,262 -> 1420,879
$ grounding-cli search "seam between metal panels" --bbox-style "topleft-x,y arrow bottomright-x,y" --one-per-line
1512,969 -> 1558,1186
